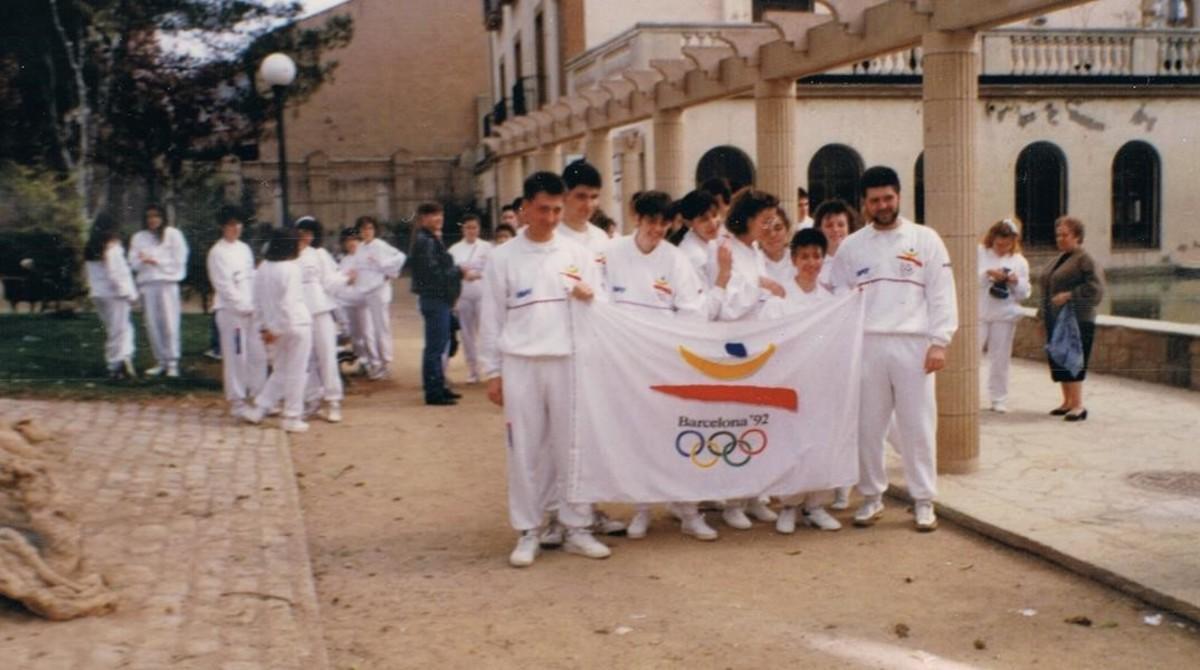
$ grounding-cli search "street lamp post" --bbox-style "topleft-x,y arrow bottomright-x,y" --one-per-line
259,52 -> 297,227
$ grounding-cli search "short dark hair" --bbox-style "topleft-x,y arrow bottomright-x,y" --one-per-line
295,216 -> 324,248
562,159 -> 602,190
494,223 -> 517,239
510,197 -> 524,211
523,171 -> 566,201
700,177 -> 733,205
591,209 -> 617,235
264,227 -> 300,262
416,202 -> 443,218
796,186 -> 809,200
790,228 -> 828,255
339,226 -> 360,242
725,189 -> 779,236
678,190 -> 717,221
217,205 -> 245,227
354,215 -> 378,232
860,166 -> 901,195
460,212 -> 482,225
632,191 -> 673,219
500,204 -> 515,213
813,199 -> 860,233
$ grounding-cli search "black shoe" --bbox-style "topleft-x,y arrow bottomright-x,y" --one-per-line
425,396 -> 457,406
1049,406 -> 1071,416
442,389 -> 463,399
1064,409 -> 1088,422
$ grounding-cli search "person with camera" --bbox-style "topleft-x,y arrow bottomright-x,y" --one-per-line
978,219 -> 1031,413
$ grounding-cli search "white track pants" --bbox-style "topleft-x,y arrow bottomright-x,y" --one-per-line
215,309 -> 267,410
93,297 -> 134,366
456,294 -> 482,379
502,355 -> 594,532
340,303 -> 373,365
980,319 -> 1017,405
140,281 -> 181,365
858,334 -> 937,502
305,311 -> 343,403
364,287 -> 393,368
254,328 -> 312,420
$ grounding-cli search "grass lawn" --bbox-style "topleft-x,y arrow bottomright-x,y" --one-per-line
0,310 -> 224,400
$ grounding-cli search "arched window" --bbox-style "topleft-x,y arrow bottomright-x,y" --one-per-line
1111,141 -> 1161,249
808,144 -> 864,211
695,146 -> 756,193
1015,142 -> 1068,247
914,152 -> 925,224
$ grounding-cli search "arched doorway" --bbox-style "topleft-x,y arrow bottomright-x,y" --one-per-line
1015,142 -> 1068,247
808,144 -> 864,211
1111,141 -> 1161,249
695,146 -> 756,193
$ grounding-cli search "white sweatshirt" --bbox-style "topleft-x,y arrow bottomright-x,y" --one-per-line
557,221 -> 610,258
335,251 -> 368,306
677,231 -> 712,284
706,237 -> 775,322
830,217 -> 958,346
604,235 -> 708,321
760,249 -> 795,292
357,238 -> 407,300
129,227 -> 189,284
448,239 -> 493,301
253,260 -> 312,336
478,231 -> 604,379
87,242 -> 137,300
206,238 -> 255,314
977,245 -> 1031,322
297,246 -> 348,315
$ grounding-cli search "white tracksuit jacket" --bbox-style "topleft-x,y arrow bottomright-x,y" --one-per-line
603,236 -> 707,321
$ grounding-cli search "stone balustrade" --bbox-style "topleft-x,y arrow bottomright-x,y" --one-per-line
983,29 -> 1200,77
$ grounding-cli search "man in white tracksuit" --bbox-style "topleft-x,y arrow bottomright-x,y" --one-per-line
206,207 -> 267,416
557,160 -> 610,273
296,216 -> 353,423
830,166 -> 958,532
480,171 -> 613,568
128,204 -> 189,377
353,215 -> 407,379
447,213 -> 492,384
604,190 -> 722,542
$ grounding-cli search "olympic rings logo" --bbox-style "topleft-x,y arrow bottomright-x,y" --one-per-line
674,429 -> 767,468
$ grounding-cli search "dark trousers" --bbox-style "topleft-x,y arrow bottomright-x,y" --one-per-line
419,296 -> 452,400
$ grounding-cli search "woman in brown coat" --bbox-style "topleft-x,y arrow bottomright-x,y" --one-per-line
1039,216 -> 1105,421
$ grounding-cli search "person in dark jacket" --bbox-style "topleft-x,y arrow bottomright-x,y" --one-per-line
1038,215 -> 1105,422
410,202 -> 463,405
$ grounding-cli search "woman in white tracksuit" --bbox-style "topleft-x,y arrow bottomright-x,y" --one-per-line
334,227 -> 372,371
759,206 -> 796,289
242,228 -> 313,433
978,218 -> 1031,413
128,204 -> 189,377
705,189 -> 786,530
447,214 -> 493,383
353,215 -> 407,379
207,207 -> 267,416
84,213 -> 138,379
606,191 -> 722,542
296,217 -> 354,423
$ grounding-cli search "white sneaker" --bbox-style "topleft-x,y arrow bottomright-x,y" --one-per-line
991,401 -> 1009,414
281,418 -> 310,433
266,405 -> 283,417
831,487 -> 851,511
722,506 -> 753,530
775,506 -> 798,535
539,523 -> 565,548
804,506 -> 843,531
680,514 -> 718,541
165,363 -> 180,378
239,406 -> 265,425
509,531 -> 541,568
325,402 -> 342,423
914,500 -> 938,532
747,498 -> 778,523
853,497 -> 885,527
144,365 -> 164,377
626,509 -> 651,539
563,530 -> 611,559
368,365 -> 388,381
594,511 -> 627,536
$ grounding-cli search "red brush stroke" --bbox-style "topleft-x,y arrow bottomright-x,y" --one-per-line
650,385 -> 798,412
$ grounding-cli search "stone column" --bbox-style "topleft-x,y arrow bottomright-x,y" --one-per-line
498,155 -> 524,205
923,30 -> 980,474
617,131 -> 645,234
531,144 -> 562,173
652,108 -> 686,198
585,128 -> 616,217
754,78 -> 798,206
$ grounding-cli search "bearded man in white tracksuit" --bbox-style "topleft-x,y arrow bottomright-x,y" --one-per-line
830,166 -> 958,532
479,171 -> 613,569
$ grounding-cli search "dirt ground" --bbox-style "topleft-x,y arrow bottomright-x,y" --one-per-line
290,299 -> 1200,669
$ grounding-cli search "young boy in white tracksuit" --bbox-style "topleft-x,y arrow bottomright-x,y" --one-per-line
84,213 -> 138,379
765,228 -> 844,534
604,191 -> 720,542
978,219 -> 1031,414
354,215 -> 407,379
447,213 -> 493,384
480,171 -> 613,568
207,207 -> 267,416
296,217 -> 353,423
830,166 -> 958,532
128,204 -> 189,377
242,228 -> 314,433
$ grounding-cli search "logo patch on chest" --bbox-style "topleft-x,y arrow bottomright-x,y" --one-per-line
515,288 -> 532,298
560,265 -> 582,281
653,277 -> 673,296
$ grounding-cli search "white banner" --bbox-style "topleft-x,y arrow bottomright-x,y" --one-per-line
568,291 -> 865,503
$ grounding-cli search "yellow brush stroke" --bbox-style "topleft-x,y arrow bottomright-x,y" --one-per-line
678,344 -> 776,381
